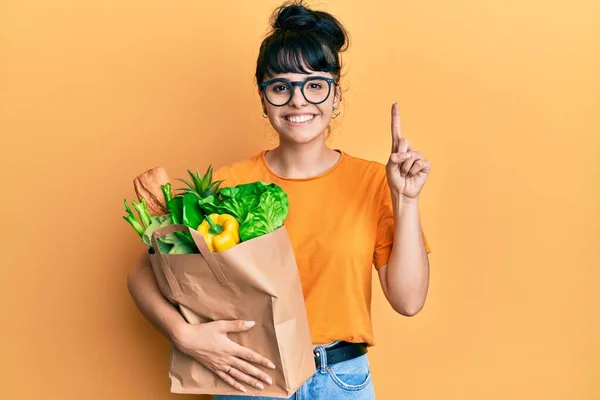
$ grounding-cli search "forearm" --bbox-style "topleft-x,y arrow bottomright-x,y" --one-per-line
127,251 -> 187,342
385,192 -> 430,315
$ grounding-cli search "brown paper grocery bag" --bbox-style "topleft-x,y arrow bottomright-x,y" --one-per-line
149,224 -> 316,397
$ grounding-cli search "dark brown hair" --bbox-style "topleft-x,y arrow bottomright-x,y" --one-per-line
255,0 -> 350,85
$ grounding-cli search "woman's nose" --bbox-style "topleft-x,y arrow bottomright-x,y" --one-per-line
287,85 -> 308,108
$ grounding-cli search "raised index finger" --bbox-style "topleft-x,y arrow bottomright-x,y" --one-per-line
391,102 -> 402,153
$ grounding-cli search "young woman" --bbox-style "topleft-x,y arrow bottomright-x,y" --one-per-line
127,1 -> 431,399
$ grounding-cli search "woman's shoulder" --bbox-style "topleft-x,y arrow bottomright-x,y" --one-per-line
212,151 -> 267,187
340,150 -> 387,180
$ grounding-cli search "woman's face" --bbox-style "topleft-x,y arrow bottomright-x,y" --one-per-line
260,71 -> 341,145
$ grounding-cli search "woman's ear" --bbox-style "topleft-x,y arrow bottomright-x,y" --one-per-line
258,89 -> 268,115
333,85 -> 342,110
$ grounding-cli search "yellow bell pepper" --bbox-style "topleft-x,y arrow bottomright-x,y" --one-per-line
197,213 -> 240,252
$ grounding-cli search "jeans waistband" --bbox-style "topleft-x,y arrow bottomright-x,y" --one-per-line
313,341 -> 368,373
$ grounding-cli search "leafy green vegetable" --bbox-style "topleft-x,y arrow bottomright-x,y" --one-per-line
197,181 -> 288,242
197,183 -> 265,221
239,184 -> 288,241
142,214 -> 173,253
141,214 -> 198,254
158,228 -> 197,253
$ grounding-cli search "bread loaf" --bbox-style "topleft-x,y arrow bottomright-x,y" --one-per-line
133,167 -> 171,216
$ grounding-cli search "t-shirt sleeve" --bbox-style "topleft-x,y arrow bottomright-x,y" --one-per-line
212,165 -> 234,188
373,174 -> 431,270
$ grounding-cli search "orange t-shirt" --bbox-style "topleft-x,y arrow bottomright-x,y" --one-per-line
213,150 -> 430,346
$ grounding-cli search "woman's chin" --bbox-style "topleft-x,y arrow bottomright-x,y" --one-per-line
276,125 -> 327,145
280,131 -> 323,145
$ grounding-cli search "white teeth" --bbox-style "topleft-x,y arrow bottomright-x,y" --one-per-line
286,115 -> 314,123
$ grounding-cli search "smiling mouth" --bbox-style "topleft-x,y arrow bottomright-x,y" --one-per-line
285,114 -> 315,124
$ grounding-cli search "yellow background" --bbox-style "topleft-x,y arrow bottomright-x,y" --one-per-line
1,0 -> 598,399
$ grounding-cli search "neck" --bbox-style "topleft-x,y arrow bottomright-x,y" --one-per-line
266,138 -> 340,179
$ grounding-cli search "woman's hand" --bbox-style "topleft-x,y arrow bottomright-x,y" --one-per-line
386,102 -> 431,201
172,320 -> 276,393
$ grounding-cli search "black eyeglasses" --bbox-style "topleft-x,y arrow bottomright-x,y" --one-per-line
259,76 -> 336,107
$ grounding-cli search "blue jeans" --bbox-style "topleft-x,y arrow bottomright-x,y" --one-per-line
213,342 -> 375,400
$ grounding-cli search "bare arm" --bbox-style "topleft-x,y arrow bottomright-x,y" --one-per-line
377,197 -> 430,316
126,251 -> 186,341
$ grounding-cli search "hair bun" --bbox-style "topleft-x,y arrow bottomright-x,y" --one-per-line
273,4 -> 318,30
271,2 -> 348,52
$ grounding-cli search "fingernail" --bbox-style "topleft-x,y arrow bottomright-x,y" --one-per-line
265,377 -> 273,385
256,382 -> 264,390
406,153 -> 412,158
268,362 -> 276,369
244,321 -> 255,328
240,386 -> 247,393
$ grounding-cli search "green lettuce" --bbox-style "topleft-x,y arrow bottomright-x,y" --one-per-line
239,185 -> 288,241
198,181 -> 289,242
